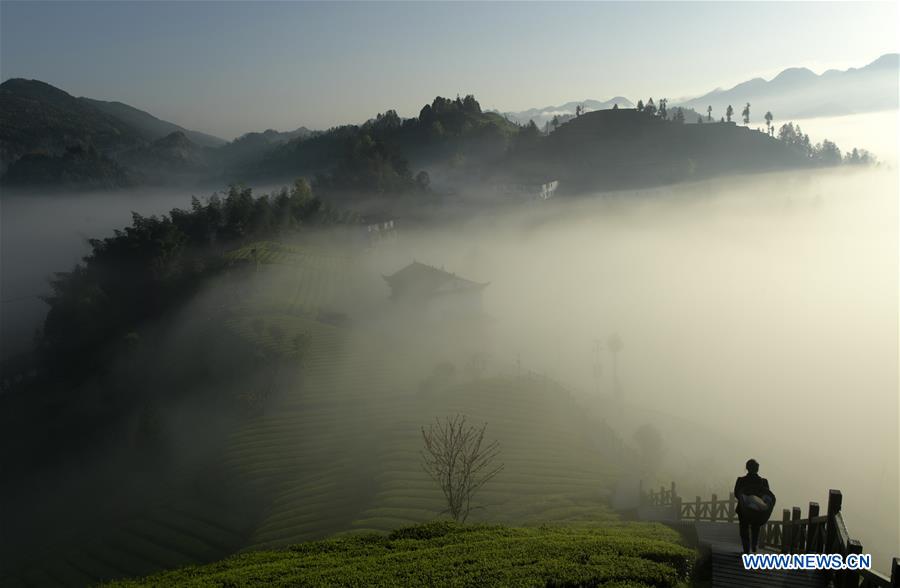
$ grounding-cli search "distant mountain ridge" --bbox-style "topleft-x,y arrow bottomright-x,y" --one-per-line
0,78 -> 227,175
80,98 -> 226,147
0,78 -> 319,185
677,53 -> 899,120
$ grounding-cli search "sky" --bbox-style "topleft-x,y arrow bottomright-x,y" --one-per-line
1,1 -> 897,140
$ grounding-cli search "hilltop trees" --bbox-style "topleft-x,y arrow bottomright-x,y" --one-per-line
645,98 -> 657,117
742,103 -> 751,125
814,139 -> 842,165
636,99 -> 645,112
421,414 -> 504,523
40,180 -> 341,378
658,98 -> 668,119
707,105 -> 712,121
844,147 -> 874,165
764,111 -> 773,135
778,122 -> 812,156
726,105 -> 734,122
776,122 -> 861,166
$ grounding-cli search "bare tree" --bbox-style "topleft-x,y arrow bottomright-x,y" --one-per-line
421,414 -> 504,523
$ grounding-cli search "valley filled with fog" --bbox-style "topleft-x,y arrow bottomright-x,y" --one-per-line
381,162 -> 898,567
1,110 -> 897,577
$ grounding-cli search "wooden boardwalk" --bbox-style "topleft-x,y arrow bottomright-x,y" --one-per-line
695,522 -> 827,588
633,482 -> 899,588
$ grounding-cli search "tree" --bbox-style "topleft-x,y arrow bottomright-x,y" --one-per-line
672,107 -> 685,123
764,111 -> 773,134
741,102 -> 750,125
658,98 -> 668,119
814,139 -> 841,166
707,105 -> 713,121
421,414 -> 503,523
612,103 -> 619,110
645,98 -> 657,117
461,94 -> 481,114
697,115 -> 703,124
726,104 -> 734,122
575,104 -> 583,117
636,99 -> 645,112
551,115 -> 560,131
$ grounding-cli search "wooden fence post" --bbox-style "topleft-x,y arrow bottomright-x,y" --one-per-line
727,492 -> 736,523
791,507 -> 802,553
781,509 -> 791,554
695,496 -> 702,522
826,490 -> 842,553
890,556 -> 899,587
673,493 -> 682,521
842,539 -> 862,588
710,494 -> 718,522
806,502 -> 820,552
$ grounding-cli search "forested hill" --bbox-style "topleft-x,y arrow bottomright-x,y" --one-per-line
1,80 -> 869,191
495,107 -> 853,192
250,95 -> 521,182
0,79 -> 224,175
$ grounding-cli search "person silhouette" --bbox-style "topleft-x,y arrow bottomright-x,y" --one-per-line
734,458 -> 775,554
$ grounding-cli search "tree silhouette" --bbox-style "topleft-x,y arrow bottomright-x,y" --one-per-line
551,115 -> 560,131
636,99 -> 645,112
421,414 -> 503,523
764,111 -> 773,134
726,105 -> 734,122
707,105 -> 713,121
742,102 -> 751,125
658,98 -> 668,119
645,98 -> 657,117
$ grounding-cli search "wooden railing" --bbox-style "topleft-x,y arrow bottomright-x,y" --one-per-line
640,482 -> 899,587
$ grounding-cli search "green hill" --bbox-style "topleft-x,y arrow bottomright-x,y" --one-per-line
0,78 -> 146,172
497,108 -> 815,192
108,521 -> 695,588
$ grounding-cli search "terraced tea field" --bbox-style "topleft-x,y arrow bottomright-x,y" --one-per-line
1,240 -> 631,587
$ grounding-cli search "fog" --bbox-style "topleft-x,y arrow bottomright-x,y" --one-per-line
1,112 -> 898,578
370,165 -> 898,566
788,110 -> 899,166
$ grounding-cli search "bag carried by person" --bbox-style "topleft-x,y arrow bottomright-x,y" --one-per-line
741,490 -> 776,525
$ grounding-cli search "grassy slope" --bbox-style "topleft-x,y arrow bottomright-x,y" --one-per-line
109,521 -> 695,588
